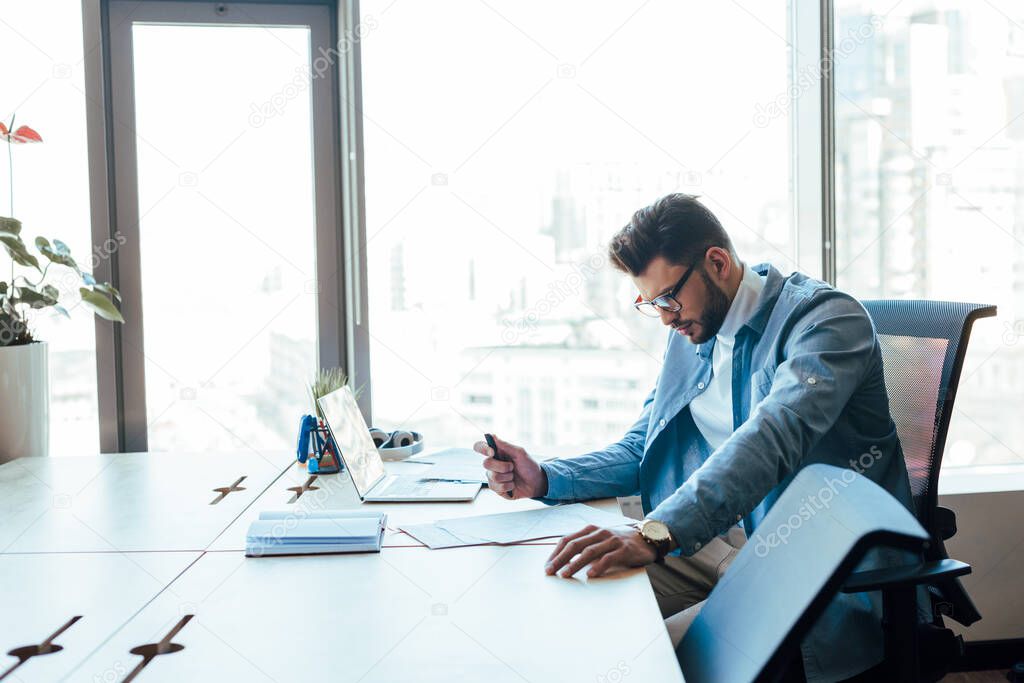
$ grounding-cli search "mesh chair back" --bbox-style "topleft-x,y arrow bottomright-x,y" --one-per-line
860,300 -> 996,529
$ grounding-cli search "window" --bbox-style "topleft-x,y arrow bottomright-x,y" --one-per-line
360,0 -> 795,453
126,22 -> 318,452
835,1 -> 1024,468
60,1 -> 1018,474
1,2 -> 99,455
94,1 -> 342,453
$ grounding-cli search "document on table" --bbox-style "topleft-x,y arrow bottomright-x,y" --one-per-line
399,504 -> 635,549
407,447 -> 487,483
397,522 -> 479,549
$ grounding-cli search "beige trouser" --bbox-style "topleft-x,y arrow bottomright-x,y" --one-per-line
646,525 -> 747,647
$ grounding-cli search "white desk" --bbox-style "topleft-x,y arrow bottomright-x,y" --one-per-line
0,452 -> 293,553
210,459 -> 622,550
73,547 -> 681,682
0,551 -> 200,682
0,453 -> 683,682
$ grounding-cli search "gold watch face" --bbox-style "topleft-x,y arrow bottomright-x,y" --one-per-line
640,519 -> 670,543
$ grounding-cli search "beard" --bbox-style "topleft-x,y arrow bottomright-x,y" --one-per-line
676,269 -> 731,344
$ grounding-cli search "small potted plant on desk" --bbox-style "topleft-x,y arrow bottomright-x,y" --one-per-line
0,118 -> 124,463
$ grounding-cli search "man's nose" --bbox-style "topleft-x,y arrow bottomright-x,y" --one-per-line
658,309 -> 677,327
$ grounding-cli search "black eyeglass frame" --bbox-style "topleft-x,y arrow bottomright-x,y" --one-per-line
633,262 -> 698,318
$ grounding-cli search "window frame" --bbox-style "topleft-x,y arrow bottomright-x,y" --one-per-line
792,0 -> 834,283
82,0 -> 351,451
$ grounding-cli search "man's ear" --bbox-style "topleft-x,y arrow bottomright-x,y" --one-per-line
704,246 -> 732,282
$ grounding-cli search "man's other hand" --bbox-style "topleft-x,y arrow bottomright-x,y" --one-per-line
545,525 -> 657,578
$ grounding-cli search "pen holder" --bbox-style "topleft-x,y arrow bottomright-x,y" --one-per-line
296,414 -> 343,474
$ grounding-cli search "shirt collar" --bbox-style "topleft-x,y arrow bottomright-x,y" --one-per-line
716,264 -> 765,340
694,262 -> 785,358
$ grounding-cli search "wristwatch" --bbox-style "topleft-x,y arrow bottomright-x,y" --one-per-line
633,518 -> 674,562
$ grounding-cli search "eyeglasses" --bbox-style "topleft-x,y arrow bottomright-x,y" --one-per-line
634,263 -> 697,318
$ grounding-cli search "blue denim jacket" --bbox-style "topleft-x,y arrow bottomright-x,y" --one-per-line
540,263 -> 916,682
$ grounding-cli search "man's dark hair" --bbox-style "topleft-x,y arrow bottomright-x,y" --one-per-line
608,193 -> 735,277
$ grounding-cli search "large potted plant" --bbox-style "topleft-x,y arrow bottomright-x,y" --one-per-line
0,118 -> 124,463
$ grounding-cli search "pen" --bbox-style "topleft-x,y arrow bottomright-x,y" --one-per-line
484,433 -> 514,499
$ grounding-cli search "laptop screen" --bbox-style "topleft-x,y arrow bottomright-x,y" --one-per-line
317,386 -> 386,498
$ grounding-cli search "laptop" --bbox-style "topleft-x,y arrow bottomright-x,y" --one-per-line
317,386 -> 482,502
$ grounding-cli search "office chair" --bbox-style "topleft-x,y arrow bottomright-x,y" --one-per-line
840,299 -> 997,681
676,463 -> 931,683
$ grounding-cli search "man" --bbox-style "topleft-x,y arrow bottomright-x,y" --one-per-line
474,193 -> 917,682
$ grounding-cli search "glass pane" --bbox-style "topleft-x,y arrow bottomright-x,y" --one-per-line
835,2 -> 1024,468
361,1 -> 792,453
130,24 -> 317,452
1,2 -> 100,456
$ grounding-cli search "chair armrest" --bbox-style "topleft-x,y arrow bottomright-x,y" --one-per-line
933,506 -> 957,542
841,559 -> 971,594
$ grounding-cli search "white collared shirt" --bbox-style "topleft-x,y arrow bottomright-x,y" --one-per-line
689,264 -> 766,449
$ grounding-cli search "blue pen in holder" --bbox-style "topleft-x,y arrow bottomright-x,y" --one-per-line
296,414 -> 343,474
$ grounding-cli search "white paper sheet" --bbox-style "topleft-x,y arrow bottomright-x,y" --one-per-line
399,504 -> 634,549
399,522 -> 487,549
436,504 -> 633,544
408,447 -> 488,483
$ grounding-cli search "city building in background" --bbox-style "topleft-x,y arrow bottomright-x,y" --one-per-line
836,0 -> 1024,467
361,1 -> 792,455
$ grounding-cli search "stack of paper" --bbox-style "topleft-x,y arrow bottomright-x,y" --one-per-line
246,510 -> 386,557
400,504 -> 634,549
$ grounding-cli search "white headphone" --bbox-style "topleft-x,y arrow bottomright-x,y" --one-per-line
368,427 -> 424,460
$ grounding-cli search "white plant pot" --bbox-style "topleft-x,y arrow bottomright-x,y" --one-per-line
0,340 -> 49,463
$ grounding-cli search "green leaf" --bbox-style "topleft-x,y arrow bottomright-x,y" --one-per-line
0,230 -> 41,270
79,287 -> 125,323
35,235 -> 79,271
13,286 -> 58,309
0,216 -> 22,235
41,284 -> 59,300
93,281 -> 121,302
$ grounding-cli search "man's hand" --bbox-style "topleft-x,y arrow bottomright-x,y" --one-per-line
473,434 -> 548,499
545,525 -> 657,578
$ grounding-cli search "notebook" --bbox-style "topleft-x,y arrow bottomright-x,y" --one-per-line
245,510 -> 386,557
